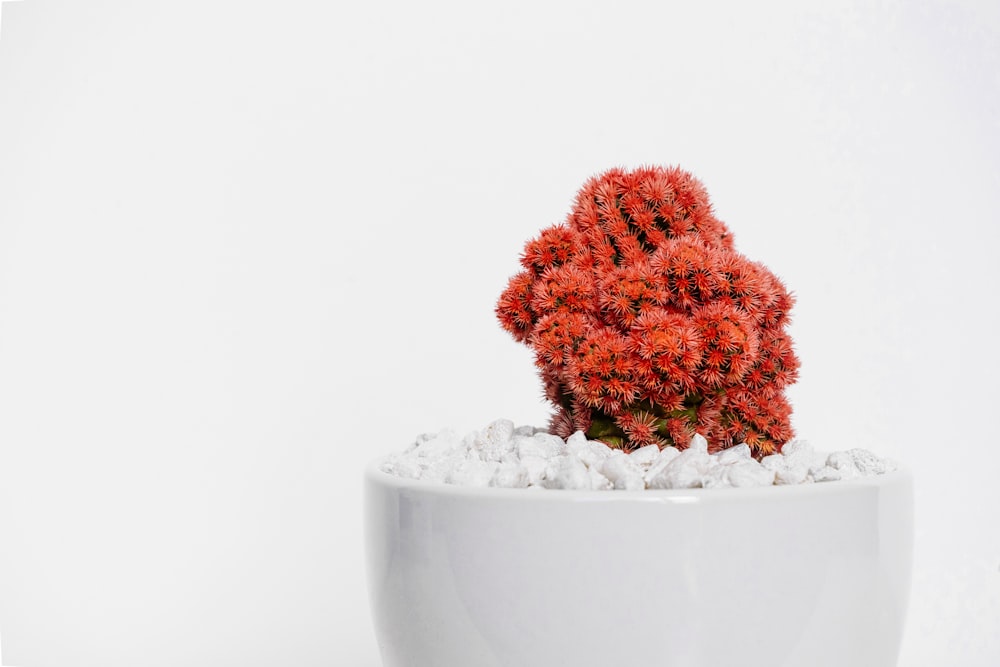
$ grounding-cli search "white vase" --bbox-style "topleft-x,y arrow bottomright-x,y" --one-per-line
364,460 -> 913,667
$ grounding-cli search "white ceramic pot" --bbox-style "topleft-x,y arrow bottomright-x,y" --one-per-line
364,460 -> 913,667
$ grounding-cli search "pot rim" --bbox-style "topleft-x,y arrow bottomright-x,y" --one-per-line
365,455 -> 911,504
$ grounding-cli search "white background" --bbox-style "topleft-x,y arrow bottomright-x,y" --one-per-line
0,1 -> 998,665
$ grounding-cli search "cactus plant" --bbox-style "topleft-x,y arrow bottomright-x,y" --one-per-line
496,166 -> 799,456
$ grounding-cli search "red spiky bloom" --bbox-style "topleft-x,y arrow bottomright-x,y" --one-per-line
496,165 -> 800,457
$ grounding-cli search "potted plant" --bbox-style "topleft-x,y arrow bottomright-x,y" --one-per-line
364,166 -> 913,667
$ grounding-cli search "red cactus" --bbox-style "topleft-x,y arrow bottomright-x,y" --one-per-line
496,165 -> 800,457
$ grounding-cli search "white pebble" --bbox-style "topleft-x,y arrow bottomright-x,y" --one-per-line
516,433 -> 565,459
674,445 -> 713,472
774,464 -> 809,486
499,451 -> 520,465
807,453 -> 830,476
687,433 -> 709,454
588,467 -> 614,490
567,434 -> 614,467
782,440 -> 828,478
475,419 -> 516,461
447,458 -> 498,487
647,447 -> 711,489
543,455 -> 591,490
716,443 -> 751,465
781,439 -> 813,459
656,446 -> 682,464
826,451 -> 859,478
518,455 -> 548,486
587,440 -> 616,459
492,462 -> 529,488
773,441 -> 830,484
383,454 -> 423,480
628,444 -> 661,467
480,418 -> 515,446
648,461 -> 702,489
599,453 -> 646,490
728,460 -> 776,488
405,431 -> 434,454
811,466 -> 842,483
701,465 -> 731,489
643,446 -> 681,484
566,431 -> 589,449
413,431 -> 459,459
421,454 -> 466,483
848,448 -> 891,475
760,454 -> 785,472
413,431 -> 436,445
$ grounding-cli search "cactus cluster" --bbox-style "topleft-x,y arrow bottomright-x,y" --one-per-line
496,166 -> 799,457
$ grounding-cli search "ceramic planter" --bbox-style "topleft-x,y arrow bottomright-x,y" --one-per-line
364,460 -> 912,667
